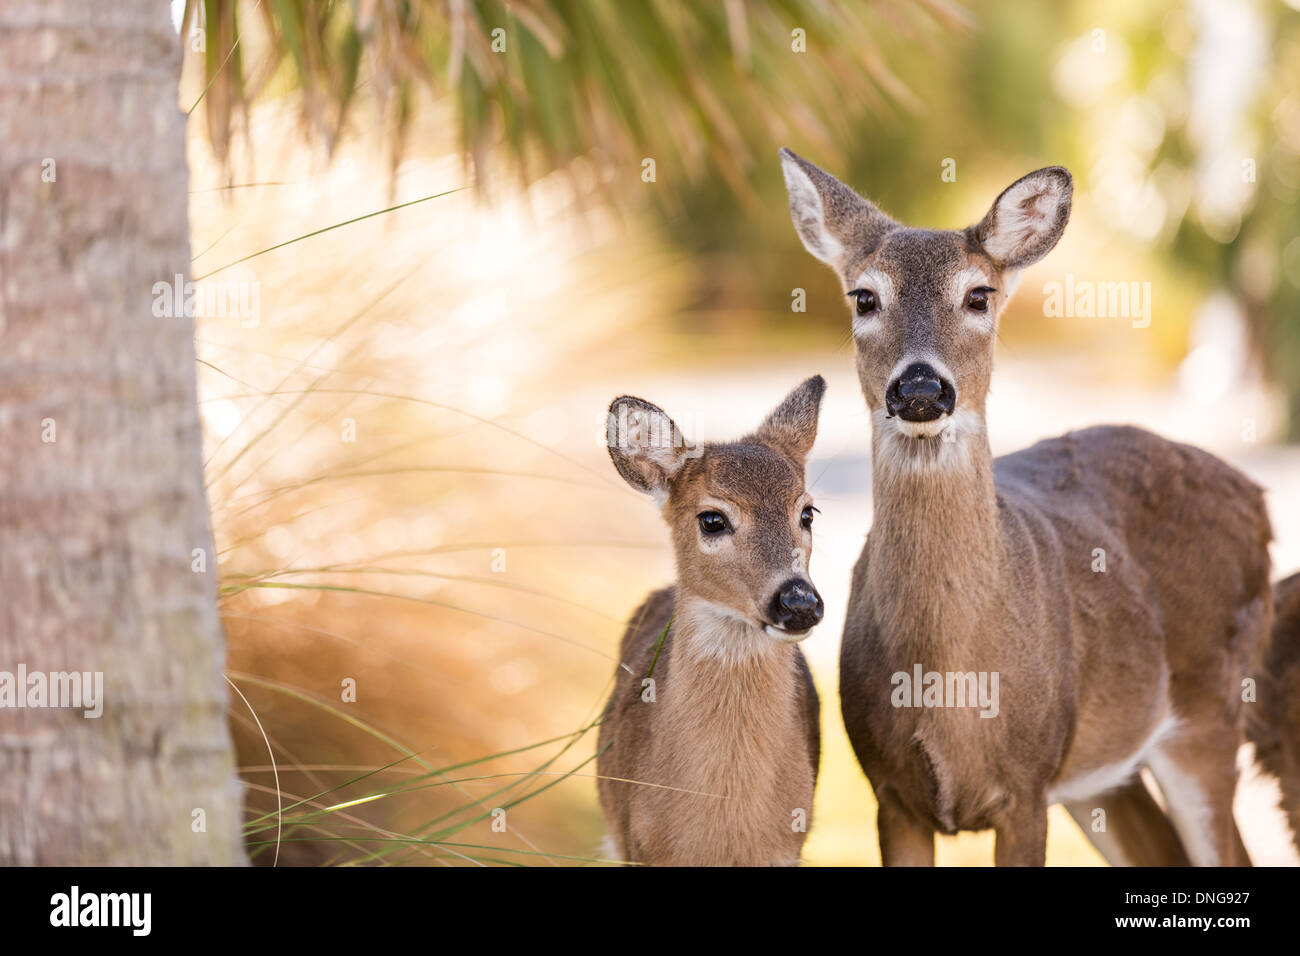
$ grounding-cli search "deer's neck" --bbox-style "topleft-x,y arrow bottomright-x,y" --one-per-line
659,597 -> 803,786
867,408 -> 1007,664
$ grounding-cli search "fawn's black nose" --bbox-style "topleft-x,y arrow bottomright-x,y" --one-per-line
768,579 -> 824,633
886,362 -> 956,422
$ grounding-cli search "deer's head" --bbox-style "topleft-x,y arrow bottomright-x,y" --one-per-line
606,376 -> 826,643
780,148 -> 1071,448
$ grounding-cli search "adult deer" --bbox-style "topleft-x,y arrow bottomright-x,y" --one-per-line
780,148 -> 1273,866
597,377 -> 826,865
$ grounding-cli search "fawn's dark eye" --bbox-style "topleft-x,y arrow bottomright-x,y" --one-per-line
800,505 -> 819,530
698,511 -> 729,535
849,289 -> 878,315
965,287 -> 995,312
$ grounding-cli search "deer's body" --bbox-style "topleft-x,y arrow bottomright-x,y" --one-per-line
1249,571 -> 1300,849
780,148 -> 1274,865
596,379 -> 828,865
843,423 -> 1270,864
598,587 -> 820,866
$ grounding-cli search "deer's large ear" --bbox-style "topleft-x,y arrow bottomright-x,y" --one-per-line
974,167 -> 1072,270
750,375 -> 826,464
606,396 -> 693,499
779,148 -> 894,270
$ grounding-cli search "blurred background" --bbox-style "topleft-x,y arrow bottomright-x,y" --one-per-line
179,0 -> 1300,864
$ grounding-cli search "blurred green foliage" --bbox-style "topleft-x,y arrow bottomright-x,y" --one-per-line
187,0 -> 1300,437
1235,4 -> 1300,436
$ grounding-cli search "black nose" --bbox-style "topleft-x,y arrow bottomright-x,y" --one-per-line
885,362 -> 956,422
768,579 -> 824,632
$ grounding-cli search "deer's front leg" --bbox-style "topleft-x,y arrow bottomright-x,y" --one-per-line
994,797 -> 1048,866
877,788 -> 935,866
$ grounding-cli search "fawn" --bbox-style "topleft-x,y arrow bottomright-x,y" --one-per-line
596,377 -> 826,865
781,148 -> 1274,866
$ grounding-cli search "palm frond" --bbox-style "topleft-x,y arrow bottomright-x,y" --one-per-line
185,0 -> 965,199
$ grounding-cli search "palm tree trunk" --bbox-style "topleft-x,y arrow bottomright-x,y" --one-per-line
0,0 -> 246,864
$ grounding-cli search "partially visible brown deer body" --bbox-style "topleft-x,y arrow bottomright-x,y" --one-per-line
597,378 -> 827,865
1249,570 -> 1300,849
781,149 -> 1273,866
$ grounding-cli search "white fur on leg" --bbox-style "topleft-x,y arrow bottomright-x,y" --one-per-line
1145,749 -> 1221,867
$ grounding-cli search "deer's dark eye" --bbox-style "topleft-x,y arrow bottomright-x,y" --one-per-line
800,505 -> 819,530
849,289 -> 878,315
965,287 -> 994,312
698,511 -> 729,535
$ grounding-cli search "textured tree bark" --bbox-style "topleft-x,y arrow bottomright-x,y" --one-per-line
0,1 -> 246,864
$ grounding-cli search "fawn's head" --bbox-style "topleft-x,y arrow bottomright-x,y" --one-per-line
606,376 -> 826,642
780,148 -> 1071,444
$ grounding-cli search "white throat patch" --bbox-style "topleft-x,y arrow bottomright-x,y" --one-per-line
870,406 -> 984,475
677,599 -> 778,667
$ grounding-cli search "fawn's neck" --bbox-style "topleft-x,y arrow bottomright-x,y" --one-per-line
866,408 -> 1007,665
660,596 -> 803,784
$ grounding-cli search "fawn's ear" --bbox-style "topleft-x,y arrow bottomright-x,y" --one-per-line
974,167 -> 1072,270
779,148 -> 894,271
751,375 -> 826,464
606,396 -> 692,499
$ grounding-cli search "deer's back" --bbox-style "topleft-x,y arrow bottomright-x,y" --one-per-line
996,425 -> 1269,625
994,424 -> 1271,698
